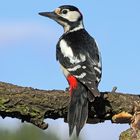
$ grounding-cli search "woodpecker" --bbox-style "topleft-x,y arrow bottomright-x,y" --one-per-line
39,5 -> 102,136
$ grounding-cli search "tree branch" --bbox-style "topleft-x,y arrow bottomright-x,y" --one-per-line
0,81 -> 140,139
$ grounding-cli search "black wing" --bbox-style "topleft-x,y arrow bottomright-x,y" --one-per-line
56,29 -> 102,97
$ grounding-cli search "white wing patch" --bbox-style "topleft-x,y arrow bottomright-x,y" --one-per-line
79,54 -> 86,62
60,39 -> 86,64
96,77 -> 100,82
98,51 -> 102,68
68,65 -> 81,71
75,72 -> 86,79
94,67 -> 101,74
60,39 -> 73,58
82,66 -> 86,69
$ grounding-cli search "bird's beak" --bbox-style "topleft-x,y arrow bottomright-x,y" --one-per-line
39,9 -> 66,28
39,11 -> 58,20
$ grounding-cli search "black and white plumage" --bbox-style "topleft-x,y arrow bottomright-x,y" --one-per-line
57,29 -> 102,96
39,5 -> 102,136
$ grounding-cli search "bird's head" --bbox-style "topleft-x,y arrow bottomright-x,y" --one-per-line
39,5 -> 84,33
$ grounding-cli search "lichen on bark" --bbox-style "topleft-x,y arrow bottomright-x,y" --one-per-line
0,81 -> 140,139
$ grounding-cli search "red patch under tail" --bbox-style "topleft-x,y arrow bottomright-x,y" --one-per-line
67,75 -> 78,95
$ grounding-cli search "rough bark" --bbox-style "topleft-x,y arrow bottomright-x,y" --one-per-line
120,128 -> 140,140
0,81 -> 140,139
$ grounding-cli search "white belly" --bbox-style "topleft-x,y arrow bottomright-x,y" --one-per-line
60,64 -> 70,78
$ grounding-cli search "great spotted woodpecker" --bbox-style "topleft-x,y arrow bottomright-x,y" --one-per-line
39,5 -> 102,136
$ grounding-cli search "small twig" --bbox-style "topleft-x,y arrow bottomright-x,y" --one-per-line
111,86 -> 117,93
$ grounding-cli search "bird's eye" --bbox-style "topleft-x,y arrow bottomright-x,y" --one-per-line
61,9 -> 68,14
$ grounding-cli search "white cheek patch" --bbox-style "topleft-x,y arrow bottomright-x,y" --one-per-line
64,11 -> 80,22
57,19 -> 68,26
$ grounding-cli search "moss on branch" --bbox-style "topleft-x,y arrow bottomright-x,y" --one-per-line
0,81 -> 140,139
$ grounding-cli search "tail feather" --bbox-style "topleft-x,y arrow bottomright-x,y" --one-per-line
68,96 -> 77,135
76,99 -> 88,136
67,82 -> 89,136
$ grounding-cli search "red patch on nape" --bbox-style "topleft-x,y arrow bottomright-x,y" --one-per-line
67,75 -> 78,96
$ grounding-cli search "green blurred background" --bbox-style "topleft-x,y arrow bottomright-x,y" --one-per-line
0,123 -> 82,140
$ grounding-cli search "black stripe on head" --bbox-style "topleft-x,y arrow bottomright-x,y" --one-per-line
59,5 -> 79,11
59,5 -> 83,19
